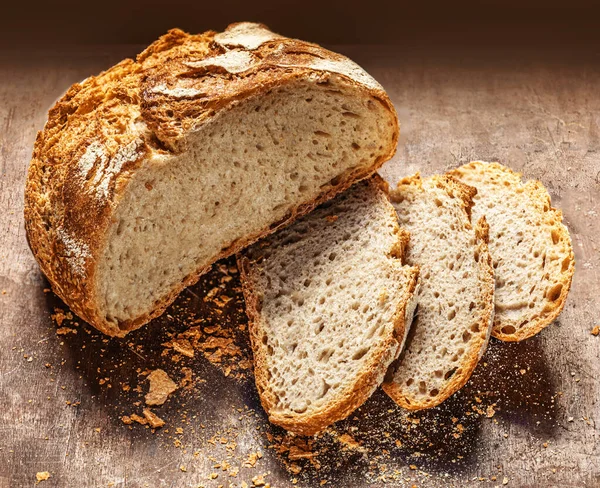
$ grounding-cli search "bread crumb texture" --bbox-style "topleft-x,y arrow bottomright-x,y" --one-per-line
239,177 -> 419,435
384,173 -> 494,410
450,161 -> 574,341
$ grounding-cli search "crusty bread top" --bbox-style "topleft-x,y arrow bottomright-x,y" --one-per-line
238,177 -> 419,435
24,23 -> 398,336
382,174 -> 494,410
449,161 -> 575,341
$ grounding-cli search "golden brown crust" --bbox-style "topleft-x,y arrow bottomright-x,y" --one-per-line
237,178 -> 419,436
24,23 -> 398,336
448,161 -> 575,342
382,174 -> 495,410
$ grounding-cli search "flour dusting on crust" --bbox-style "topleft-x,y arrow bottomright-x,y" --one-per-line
214,22 -> 282,50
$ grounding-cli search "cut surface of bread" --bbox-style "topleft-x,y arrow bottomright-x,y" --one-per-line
382,174 -> 494,410
24,23 -> 398,336
449,161 -> 575,341
238,177 -> 419,435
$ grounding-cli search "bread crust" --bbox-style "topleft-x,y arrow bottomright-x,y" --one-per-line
24,23 -> 399,337
448,161 -> 575,342
382,174 -> 495,410
237,177 -> 419,435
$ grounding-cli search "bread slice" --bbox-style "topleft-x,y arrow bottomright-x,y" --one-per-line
237,177 -> 419,435
24,23 -> 399,336
448,161 -> 575,341
382,174 -> 494,410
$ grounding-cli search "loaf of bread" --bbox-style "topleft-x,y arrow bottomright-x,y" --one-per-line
24,23 -> 399,336
382,174 -> 494,409
237,177 -> 419,435
449,162 -> 575,341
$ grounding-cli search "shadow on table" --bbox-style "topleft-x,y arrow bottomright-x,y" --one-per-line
42,258 -> 560,486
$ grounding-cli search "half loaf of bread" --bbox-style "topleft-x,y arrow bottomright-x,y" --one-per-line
448,161 -> 575,341
237,177 -> 419,435
24,22 -> 399,336
382,174 -> 495,410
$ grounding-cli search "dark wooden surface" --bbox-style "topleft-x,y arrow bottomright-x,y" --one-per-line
0,44 -> 599,488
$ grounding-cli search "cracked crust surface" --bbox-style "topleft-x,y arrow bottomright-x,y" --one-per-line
24,23 -> 398,336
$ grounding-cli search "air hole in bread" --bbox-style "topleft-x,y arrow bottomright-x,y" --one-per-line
434,370 -> 443,378
501,325 -> 516,335
418,381 -> 427,394
429,388 -> 439,397
462,330 -> 472,343
352,348 -> 369,360
406,378 -> 414,387
551,229 -> 560,245
561,257 -> 571,272
447,309 -> 456,320
444,368 -> 457,380
318,349 -> 333,363
547,283 -> 563,302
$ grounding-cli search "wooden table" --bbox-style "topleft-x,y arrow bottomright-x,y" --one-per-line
1,44 -> 599,488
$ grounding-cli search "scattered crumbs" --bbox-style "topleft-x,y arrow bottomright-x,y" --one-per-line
337,433 -> 363,451
145,369 -> 178,406
56,327 -> 77,335
325,215 -> 338,223
179,465 -> 186,472
36,472 -> 51,483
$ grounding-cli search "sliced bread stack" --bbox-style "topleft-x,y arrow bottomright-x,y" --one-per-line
239,161 -> 574,434
238,177 -> 419,435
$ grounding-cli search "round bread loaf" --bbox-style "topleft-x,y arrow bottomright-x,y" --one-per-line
24,23 -> 398,336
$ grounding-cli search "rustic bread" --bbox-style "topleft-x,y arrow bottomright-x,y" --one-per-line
237,177 -> 419,435
382,174 -> 494,410
448,161 -> 575,341
24,23 -> 399,337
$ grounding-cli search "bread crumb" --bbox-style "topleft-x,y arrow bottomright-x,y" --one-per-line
591,325 -> 600,336
56,327 -> 77,335
245,451 -> 263,467
143,408 -> 165,428
338,433 -> 362,450
36,472 -> 50,483
503,476 -> 509,485
145,369 -> 178,406
252,474 -> 266,486
172,338 -> 195,358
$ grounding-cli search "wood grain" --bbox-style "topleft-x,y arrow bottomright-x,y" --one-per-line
0,45 -> 598,488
